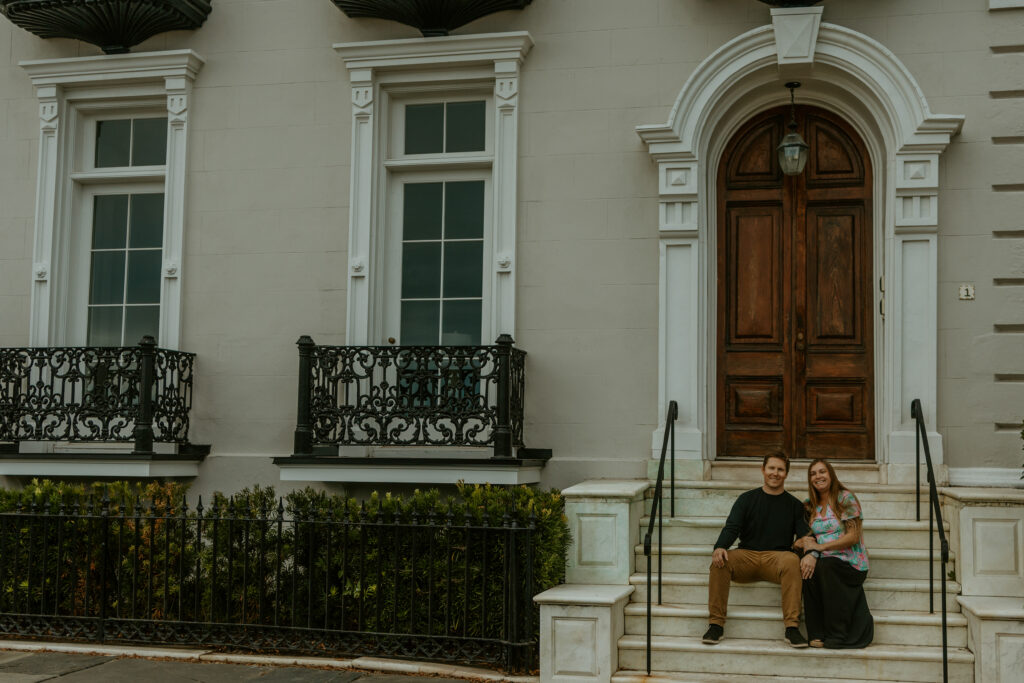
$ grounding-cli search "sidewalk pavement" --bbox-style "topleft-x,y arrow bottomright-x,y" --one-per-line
0,642 -> 538,683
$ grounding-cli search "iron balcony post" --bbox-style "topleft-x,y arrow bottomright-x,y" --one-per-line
294,336 -> 315,455
493,334 -> 514,459
133,336 -> 156,454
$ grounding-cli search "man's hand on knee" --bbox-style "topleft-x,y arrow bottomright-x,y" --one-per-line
711,547 -> 728,568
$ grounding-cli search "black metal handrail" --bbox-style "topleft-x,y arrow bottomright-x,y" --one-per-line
293,335 -> 526,459
0,337 -> 195,452
911,398 -> 949,683
643,400 -> 677,674
0,493 -> 538,672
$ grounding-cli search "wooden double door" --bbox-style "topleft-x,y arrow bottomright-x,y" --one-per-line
716,105 -> 875,460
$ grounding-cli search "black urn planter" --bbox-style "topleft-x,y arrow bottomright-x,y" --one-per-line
331,0 -> 533,37
0,0 -> 212,54
756,0 -> 824,6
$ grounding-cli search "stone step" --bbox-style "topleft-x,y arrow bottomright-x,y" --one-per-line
635,544 -> 956,580
640,516 -> 950,549
622,602 -> 968,647
617,635 -> 973,683
614,671 -> 926,683
629,574 -> 962,613
647,492 -> 941,521
709,460 -> 885,484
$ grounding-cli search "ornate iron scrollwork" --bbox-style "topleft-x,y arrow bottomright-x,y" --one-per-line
0,345 -> 195,444
309,344 -> 525,449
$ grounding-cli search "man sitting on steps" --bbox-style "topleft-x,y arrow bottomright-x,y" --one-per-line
702,452 -> 811,648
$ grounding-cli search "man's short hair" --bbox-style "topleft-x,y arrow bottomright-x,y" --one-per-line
762,452 -> 790,472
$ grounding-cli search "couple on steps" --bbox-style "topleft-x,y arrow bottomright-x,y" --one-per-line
701,453 -> 874,650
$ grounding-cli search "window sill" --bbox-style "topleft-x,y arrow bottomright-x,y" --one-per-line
0,443 -> 209,478
274,448 -> 550,485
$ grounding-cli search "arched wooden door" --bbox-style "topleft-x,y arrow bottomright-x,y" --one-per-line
716,105 -> 875,460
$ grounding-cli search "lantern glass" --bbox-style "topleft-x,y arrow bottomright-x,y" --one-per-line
777,131 -> 809,176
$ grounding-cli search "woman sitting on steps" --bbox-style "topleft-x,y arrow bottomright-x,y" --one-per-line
794,458 -> 874,649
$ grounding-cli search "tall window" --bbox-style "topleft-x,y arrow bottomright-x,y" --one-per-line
87,193 -> 164,346
77,115 -> 168,346
389,97 -> 491,346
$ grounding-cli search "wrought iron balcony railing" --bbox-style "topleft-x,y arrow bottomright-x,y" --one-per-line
293,335 -> 526,459
0,337 -> 195,453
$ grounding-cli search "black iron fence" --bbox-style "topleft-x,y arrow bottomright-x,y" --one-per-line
0,337 -> 194,451
0,494 -> 539,672
293,335 -> 526,458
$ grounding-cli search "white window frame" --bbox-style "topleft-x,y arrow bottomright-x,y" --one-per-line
21,50 -> 204,350
72,181 -> 166,345
385,170 -> 494,345
335,32 -> 532,346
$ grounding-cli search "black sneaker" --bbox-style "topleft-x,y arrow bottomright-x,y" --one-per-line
701,624 -> 724,644
785,627 -> 808,648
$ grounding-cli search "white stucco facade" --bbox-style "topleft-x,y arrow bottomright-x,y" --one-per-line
0,0 -> 1020,495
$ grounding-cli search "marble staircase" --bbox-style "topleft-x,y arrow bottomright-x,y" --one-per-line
613,475 -> 973,682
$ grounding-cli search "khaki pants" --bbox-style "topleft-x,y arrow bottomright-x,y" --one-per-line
708,549 -> 802,628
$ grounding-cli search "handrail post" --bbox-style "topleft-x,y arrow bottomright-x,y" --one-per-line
293,336 -> 315,455
670,402 -> 677,517
914,399 -> 921,522
133,336 -> 156,454
493,334 -> 514,459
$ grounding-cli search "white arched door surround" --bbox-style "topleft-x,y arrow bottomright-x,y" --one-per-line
637,9 -> 963,482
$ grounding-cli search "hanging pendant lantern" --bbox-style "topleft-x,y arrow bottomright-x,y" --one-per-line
777,82 -> 810,176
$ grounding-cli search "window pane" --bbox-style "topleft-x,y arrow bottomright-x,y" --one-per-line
401,301 -> 440,345
444,181 -> 485,239
441,300 -> 482,346
401,242 -> 441,299
446,101 -> 486,153
88,307 -> 123,347
131,117 -> 168,166
92,195 -> 129,249
129,194 -> 165,248
405,103 -> 444,155
443,241 -> 483,298
126,250 -> 162,304
124,306 -> 160,346
90,251 -> 126,306
403,183 -> 443,240
95,119 -> 131,168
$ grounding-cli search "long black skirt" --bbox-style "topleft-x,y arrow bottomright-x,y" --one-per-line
802,556 -> 873,649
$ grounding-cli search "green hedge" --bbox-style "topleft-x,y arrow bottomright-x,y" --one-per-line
0,480 -> 568,668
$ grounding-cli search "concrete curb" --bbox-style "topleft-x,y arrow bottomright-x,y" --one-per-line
0,641 -> 539,682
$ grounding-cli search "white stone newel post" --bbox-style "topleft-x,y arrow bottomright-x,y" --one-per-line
947,489 -> 1024,683
534,585 -> 633,683
534,481 -> 647,683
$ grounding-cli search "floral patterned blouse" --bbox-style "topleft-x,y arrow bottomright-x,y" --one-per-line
806,490 -> 870,573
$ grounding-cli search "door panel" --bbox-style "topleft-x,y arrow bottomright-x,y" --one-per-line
717,106 -> 874,460
728,207 -> 783,344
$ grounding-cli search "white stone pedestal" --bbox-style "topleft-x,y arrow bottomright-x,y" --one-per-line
958,596 -> 1024,683
562,480 -> 649,585
534,584 -> 634,683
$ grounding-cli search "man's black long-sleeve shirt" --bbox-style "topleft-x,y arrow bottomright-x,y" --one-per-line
713,487 -> 809,553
